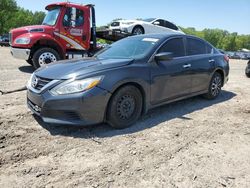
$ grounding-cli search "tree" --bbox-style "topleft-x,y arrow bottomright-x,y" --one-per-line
0,0 -> 17,34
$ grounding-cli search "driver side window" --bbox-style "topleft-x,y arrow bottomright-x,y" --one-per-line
63,7 -> 84,27
158,38 -> 185,58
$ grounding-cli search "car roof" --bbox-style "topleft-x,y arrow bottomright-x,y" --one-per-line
127,33 -> 210,44
128,33 -> 185,40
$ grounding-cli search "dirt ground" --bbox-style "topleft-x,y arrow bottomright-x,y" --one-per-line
0,46 -> 249,188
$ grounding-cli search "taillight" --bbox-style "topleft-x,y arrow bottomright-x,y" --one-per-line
224,55 -> 229,63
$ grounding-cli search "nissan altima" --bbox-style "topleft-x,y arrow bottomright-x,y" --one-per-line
27,34 -> 229,129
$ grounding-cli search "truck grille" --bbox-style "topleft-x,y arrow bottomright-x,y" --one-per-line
9,32 -> 12,45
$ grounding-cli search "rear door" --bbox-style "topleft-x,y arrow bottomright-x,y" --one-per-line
185,37 -> 215,93
58,5 -> 90,51
150,37 -> 192,105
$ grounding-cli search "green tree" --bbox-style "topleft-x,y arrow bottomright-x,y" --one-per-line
0,0 -> 17,34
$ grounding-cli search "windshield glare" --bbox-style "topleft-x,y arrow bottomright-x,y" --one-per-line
96,37 -> 159,59
42,7 -> 60,26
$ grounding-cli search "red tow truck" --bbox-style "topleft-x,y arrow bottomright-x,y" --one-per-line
10,2 -> 126,69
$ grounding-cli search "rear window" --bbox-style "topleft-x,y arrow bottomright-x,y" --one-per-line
158,38 -> 185,58
164,21 -> 178,31
187,38 -> 207,56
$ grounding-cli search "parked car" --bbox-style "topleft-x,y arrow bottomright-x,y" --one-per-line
109,18 -> 184,35
246,60 -> 250,77
0,34 -> 9,46
27,34 -> 229,129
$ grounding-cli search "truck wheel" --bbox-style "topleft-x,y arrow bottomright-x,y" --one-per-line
107,85 -> 142,129
132,26 -> 144,35
33,48 -> 60,69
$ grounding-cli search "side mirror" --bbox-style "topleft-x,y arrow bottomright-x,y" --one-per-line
153,21 -> 160,25
155,52 -> 173,62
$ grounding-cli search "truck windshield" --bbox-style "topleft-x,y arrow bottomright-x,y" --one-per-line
42,7 -> 60,26
96,36 -> 160,60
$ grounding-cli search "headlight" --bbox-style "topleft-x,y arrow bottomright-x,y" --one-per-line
15,37 -> 30,44
27,73 -> 34,88
50,76 -> 103,95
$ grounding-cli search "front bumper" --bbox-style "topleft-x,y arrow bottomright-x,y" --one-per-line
10,47 -> 30,60
27,87 -> 111,126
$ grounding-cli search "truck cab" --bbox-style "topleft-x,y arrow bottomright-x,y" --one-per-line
10,2 -> 97,69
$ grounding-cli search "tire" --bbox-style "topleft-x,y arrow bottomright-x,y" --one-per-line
132,26 -> 145,35
246,67 -> 250,78
107,85 -> 143,129
32,47 -> 60,69
204,72 -> 222,99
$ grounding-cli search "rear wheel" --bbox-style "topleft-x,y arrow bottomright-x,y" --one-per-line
132,26 -> 144,35
32,47 -> 60,69
246,67 -> 250,78
107,85 -> 142,129
204,72 -> 222,99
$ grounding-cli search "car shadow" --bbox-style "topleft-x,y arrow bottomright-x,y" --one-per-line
35,90 -> 236,139
18,65 -> 34,73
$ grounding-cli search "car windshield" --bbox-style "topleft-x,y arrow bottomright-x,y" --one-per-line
42,7 -> 60,26
142,18 -> 156,23
96,37 -> 160,59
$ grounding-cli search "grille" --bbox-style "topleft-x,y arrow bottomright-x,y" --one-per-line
9,32 -> 12,45
33,76 -> 53,91
111,22 -> 120,27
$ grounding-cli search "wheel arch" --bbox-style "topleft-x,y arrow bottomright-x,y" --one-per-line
104,81 -> 148,122
132,25 -> 145,34
30,39 -> 65,60
213,68 -> 225,86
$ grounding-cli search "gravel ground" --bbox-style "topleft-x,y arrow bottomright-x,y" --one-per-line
0,46 -> 250,188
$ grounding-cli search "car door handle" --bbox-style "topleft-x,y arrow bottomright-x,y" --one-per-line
209,59 -> 215,63
183,64 -> 191,68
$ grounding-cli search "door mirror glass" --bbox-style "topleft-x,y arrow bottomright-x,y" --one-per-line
155,52 -> 173,62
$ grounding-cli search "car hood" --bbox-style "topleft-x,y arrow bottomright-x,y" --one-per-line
35,58 -> 133,80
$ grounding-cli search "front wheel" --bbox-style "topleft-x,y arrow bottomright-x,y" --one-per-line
107,85 -> 142,129
204,72 -> 222,99
32,48 -> 60,69
132,26 -> 145,35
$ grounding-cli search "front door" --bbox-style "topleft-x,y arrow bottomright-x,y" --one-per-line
57,5 -> 90,51
150,37 -> 192,105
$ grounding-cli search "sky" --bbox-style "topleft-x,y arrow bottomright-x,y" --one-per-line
15,0 -> 250,35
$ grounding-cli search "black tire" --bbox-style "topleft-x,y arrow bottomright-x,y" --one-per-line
204,72 -> 222,99
246,67 -> 250,78
32,47 -> 60,69
107,85 -> 143,129
132,26 -> 145,35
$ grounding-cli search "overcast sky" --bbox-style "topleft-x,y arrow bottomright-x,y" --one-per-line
15,0 -> 250,35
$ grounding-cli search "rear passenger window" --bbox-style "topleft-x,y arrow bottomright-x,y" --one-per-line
164,21 -> 178,31
187,38 -> 206,55
158,38 -> 185,58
